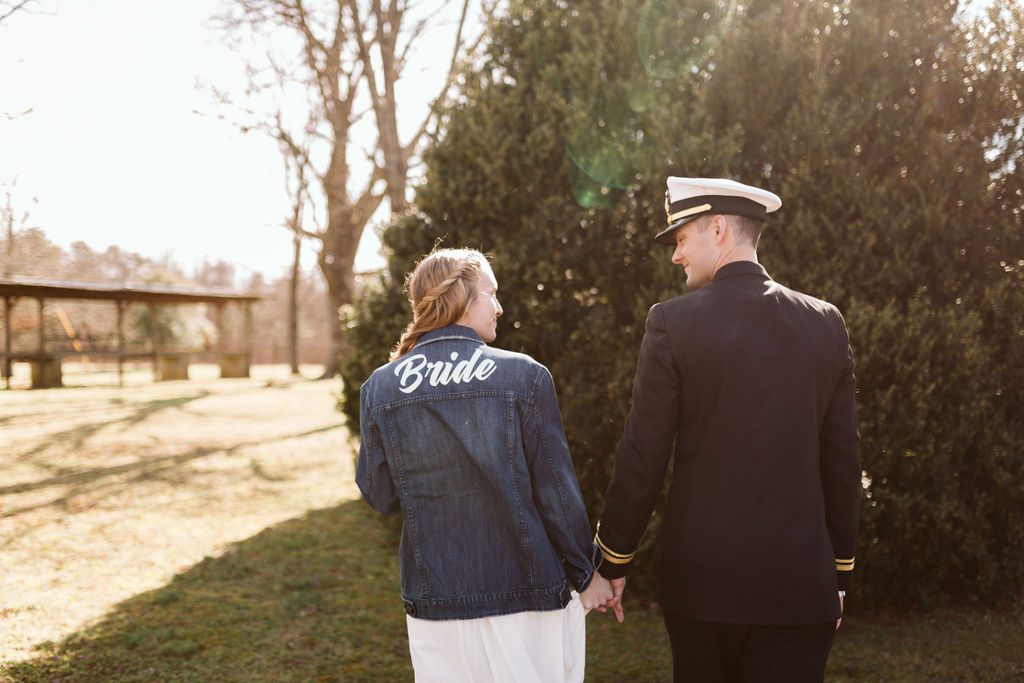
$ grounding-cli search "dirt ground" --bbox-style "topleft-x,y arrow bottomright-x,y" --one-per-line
0,364 -> 359,664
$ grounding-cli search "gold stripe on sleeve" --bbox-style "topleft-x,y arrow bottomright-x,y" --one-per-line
594,522 -> 636,565
836,557 -> 855,572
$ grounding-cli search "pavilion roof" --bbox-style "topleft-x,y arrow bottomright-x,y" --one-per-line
0,276 -> 260,305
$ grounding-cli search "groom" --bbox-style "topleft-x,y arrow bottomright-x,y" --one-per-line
594,177 -> 861,682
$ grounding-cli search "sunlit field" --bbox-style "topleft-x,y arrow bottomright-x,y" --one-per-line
1,365 -> 353,664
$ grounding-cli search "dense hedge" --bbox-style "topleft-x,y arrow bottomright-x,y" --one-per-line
341,0 -> 1024,607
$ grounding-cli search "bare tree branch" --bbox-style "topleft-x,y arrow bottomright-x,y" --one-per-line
403,0 -> 476,163
3,107 -> 33,120
0,0 -> 34,25
395,16 -> 428,73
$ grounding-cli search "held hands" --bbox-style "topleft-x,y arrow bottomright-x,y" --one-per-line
579,572 -> 613,611
579,570 -> 625,623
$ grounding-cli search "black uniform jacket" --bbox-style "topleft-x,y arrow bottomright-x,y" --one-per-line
597,261 -> 860,625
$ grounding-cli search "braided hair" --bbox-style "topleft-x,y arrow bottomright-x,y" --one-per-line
391,248 -> 491,360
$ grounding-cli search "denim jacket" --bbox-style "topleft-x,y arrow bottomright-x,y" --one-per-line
356,325 -> 596,620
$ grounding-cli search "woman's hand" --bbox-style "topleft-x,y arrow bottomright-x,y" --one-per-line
579,571 -> 614,611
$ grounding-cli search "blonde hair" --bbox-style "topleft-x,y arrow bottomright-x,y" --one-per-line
391,248 -> 491,360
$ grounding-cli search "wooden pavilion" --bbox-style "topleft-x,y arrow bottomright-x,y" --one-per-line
0,276 -> 260,389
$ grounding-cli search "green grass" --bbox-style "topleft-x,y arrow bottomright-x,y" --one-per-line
826,604 -> 1024,681
2,498 -> 1020,681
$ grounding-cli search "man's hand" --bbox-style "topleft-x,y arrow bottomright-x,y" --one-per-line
836,592 -> 844,630
579,572 -> 614,611
607,576 -> 625,623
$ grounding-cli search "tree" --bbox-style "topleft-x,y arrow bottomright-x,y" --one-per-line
1,179 -> 38,278
0,0 -> 35,27
211,0 -> 484,376
275,129 -> 317,375
342,0 -> 1024,606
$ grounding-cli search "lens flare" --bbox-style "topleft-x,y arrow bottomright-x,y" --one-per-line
567,158 -> 624,210
636,0 -> 738,78
627,76 -> 660,113
563,92 -> 653,202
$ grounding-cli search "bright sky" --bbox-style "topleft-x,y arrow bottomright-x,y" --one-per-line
0,0 -> 469,283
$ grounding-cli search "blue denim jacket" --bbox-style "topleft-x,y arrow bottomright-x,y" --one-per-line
356,325 -> 596,620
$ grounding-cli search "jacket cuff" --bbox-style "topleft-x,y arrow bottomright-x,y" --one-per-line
565,544 -> 603,593
594,523 -> 635,580
836,556 -> 855,591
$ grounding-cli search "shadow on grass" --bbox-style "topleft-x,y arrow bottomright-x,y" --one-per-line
0,499 -> 675,682
1,419 -> 345,546
2,422 -> 345,502
15,391 -> 214,462
2,500 -> 411,682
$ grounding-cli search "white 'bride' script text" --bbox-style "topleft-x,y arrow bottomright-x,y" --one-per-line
394,350 -> 497,394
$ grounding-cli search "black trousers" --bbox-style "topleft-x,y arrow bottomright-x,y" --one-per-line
662,612 -> 836,683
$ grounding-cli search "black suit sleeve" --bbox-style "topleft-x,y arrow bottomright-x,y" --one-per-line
820,326 -> 862,591
596,304 -> 680,579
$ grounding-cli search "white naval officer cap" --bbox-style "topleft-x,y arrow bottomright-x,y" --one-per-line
656,177 -> 782,245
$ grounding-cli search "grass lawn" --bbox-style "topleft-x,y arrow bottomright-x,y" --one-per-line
1,367 -> 1021,681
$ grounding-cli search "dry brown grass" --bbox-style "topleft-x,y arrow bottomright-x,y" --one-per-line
0,364 -> 357,666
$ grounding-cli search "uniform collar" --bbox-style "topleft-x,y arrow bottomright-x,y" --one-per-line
712,260 -> 770,283
416,324 -> 483,347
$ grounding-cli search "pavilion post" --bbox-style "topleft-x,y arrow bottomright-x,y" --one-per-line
244,301 -> 253,362
214,303 -> 225,356
116,300 -> 125,387
36,297 -> 45,354
148,301 -> 158,379
2,295 -> 13,389
31,295 -> 62,388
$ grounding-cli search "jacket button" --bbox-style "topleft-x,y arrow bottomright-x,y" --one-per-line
403,601 -> 416,617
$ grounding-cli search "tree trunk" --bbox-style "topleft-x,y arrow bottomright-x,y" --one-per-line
3,190 -> 15,279
317,201 -> 360,378
288,230 -> 300,375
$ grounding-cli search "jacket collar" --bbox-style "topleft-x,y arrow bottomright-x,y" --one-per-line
416,324 -> 483,348
712,260 -> 770,283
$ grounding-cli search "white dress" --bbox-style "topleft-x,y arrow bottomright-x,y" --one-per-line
405,593 -> 587,683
